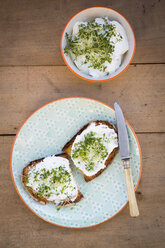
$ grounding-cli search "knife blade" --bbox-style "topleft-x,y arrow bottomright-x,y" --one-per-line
114,102 -> 130,160
114,102 -> 139,217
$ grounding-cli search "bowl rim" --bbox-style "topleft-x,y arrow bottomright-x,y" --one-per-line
60,6 -> 136,82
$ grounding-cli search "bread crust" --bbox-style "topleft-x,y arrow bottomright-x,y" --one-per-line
62,120 -> 119,182
22,153 -> 83,206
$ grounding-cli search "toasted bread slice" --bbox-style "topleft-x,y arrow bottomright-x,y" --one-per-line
62,121 -> 119,182
22,153 -> 83,206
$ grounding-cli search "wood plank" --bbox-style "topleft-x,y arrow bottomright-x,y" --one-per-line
0,0 -> 164,65
0,64 -> 164,134
0,133 -> 164,248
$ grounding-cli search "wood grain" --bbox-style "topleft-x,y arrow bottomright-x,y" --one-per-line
0,133 -> 165,248
0,0 -> 164,65
0,1 -> 165,247
0,64 -> 164,134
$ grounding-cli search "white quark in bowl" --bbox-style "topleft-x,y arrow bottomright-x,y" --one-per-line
64,17 -> 129,78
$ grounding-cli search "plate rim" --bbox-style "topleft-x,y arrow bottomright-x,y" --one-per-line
10,96 -> 142,229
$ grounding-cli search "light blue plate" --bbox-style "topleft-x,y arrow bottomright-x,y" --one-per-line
11,97 -> 142,228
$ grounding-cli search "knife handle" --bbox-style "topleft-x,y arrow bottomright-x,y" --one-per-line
123,162 -> 139,217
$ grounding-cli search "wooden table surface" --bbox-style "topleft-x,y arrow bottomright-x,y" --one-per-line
0,1 -> 165,247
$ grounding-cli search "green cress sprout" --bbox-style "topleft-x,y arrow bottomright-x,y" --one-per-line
64,18 -> 122,72
72,131 -> 109,171
26,166 -> 74,198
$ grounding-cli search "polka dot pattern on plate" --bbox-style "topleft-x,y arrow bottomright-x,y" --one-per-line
11,97 -> 142,228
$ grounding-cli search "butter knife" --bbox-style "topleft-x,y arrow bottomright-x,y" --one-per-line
114,102 -> 139,217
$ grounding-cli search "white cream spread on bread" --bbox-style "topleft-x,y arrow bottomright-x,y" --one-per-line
25,156 -> 78,205
71,122 -> 118,177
